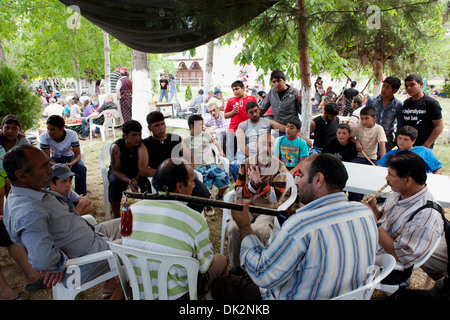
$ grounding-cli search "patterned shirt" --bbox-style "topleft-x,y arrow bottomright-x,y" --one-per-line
365,95 -> 403,144
204,112 -> 229,135
235,155 -> 287,207
122,200 -> 214,300
378,186 -> 443,269
240,192 -> 378,300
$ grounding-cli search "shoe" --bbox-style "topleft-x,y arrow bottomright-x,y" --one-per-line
204,206 -> 215,216
215,194 -> 223,201
78,134 -> 87,141
25,276 -> 47,292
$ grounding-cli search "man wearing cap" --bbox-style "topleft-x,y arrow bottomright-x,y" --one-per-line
50,163 -> 94,216
3,145 -> 122,292
208,88 -> 225,111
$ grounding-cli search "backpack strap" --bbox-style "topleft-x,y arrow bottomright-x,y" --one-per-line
407,200 -> 449,277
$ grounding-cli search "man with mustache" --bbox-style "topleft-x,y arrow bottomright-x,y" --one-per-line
363,151 -> 446,288
3,145 -> 121,293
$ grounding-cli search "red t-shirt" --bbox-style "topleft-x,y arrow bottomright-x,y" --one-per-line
225,95 -> 257,134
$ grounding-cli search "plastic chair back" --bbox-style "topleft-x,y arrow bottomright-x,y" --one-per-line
332,254 -> 396,300
108,242 -> 200,300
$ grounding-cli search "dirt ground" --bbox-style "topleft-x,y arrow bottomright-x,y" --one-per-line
0,131 -> 446,300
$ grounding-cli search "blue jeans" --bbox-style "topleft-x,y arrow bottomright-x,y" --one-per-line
159,89 -> 168,102
168,90 -> 178,103
52,155 -> 87,196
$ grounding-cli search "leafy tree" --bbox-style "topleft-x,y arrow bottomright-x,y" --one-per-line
185,83 -> 192,101
0,63 -> 41,130
321,0 -> 447,93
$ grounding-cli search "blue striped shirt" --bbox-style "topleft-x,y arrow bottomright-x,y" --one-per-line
240,192 -> 378,300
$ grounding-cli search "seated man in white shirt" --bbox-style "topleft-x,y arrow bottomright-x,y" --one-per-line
39,115 -> 87,195
42,98 -> 64,118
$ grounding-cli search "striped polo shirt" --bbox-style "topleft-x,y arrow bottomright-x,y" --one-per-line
240,192 -> 378,300
377,186 -> 443,269
122,200 -> 214,300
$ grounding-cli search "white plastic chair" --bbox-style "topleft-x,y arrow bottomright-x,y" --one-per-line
377,235 -> 443,294
100,142 -> 113,219
52,250 -> 118,300
108,242 -> 200,300
220,172 -> 297,254
331,254 -> 396,300
209,143 -> 229,175
89,109 -> 118,141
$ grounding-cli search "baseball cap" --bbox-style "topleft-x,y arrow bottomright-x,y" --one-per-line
52,164 -> 78,179
214,88 -> 223,95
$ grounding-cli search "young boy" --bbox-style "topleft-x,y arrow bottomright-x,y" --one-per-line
184,114 -> 230,202
350,106 -> 387,165
322,123 -> 357,162
399,74 -> 443,149
273,119 -> 309,176
224,80 -> 257,161
39,115 -> 87,195
365,76 -> 403,151
50,163 -> 94,216
377,126 -> 442,174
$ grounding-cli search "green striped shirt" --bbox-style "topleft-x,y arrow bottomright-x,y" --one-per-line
122,200 -> 214,299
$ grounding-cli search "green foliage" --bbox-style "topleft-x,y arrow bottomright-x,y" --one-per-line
185,83 -> 192,101
442,84 -> 450,96
0,63 -> 41,131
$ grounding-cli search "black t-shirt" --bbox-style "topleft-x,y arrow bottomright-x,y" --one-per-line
322,138 -> 357,162
142,133 -> 183,169
109,138 -> 139,178
312,116 -> 340,148
343,88 -> 359,101
400,95 -> 442,146
159,79 -> 169,90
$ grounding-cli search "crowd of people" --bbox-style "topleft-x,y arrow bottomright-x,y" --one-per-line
0,69 -> 448,301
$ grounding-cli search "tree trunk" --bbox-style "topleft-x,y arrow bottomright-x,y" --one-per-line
73,58 -> 81,95
131,49 -> 150,136
0,39 -> 6,64
372,60 -> 383,96
103,31 -> 111,94
204,41 -> 215,100
297,0 -> 312,139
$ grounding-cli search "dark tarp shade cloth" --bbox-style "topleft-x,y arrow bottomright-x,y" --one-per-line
59,0 -> 276,53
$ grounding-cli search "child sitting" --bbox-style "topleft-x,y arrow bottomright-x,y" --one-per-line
350,106 -> 387,165
348,106 -> 387,201
378,126 -> 442,174
322,123 -> 357,162
273,119 -> 309,176
50,163 -> 93,216
184,114 -> 230,202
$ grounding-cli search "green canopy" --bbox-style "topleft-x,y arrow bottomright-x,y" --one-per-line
59,0 -> 276,53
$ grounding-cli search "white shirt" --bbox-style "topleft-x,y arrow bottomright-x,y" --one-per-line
43,103 -> 64,117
